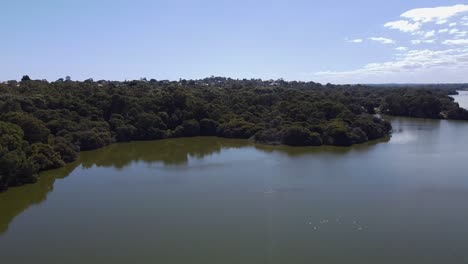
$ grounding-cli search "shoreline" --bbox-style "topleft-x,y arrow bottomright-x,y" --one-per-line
2,132 -> 395,193
3,112 -> 468,192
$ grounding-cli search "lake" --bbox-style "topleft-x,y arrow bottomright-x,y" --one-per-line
453,90 -> 468,109
1,99 -> 468,263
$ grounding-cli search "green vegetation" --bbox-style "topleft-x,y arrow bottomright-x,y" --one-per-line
0,76 -> 467,190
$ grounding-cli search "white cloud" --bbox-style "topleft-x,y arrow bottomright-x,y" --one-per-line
401,4 -> 468,24
385,5 -> 468,35
384,20 -> 421,32
326,4 -> 468,83
412,39 -> 437,45
347,39 -> 363,43
455,31 -> 468,38
412,31 -> 425,36
443,39 -> 468,45
315,48 -> 468,82
369,37 -> 395,44
462,17 -> 468,25
424,30 -> 436,38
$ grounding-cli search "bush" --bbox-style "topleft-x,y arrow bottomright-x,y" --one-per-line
53,137 -> 79,163
182,119 -> 200,137
254,129 -> 282,144
217,118 -> 258,139
447,107 -> 468,120
281,126 -> 322,146
200,118 -> 218,136
29,143 -> 65,171
1,112 -> 50,143
323,120 -> 353,146
72,130 -> 112,151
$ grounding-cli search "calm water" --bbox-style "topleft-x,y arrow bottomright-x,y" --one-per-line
453,90 -> 468,109
1,116 -> 468,263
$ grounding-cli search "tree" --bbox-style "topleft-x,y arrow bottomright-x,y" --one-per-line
0,121 -> 24,151
323,120 -> 353,146
1,112 -> 50,144
53,137 -> 79,163
114,125 -> 137,142
29,143 -> 64,171
447,107 -> 468,120
72,130 -> 110,151
9,76 -> 466,190
0,121 -> 36,188
181,119 -> 200,137
282,126 -> 322,146
217,118 -> 258,139
133,113 -> 167,140
200,119 -> 219,136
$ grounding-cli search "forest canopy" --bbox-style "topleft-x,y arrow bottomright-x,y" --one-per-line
1,76 -> 467,190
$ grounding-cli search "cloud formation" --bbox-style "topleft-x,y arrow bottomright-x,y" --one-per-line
329,4 -> 468,83
424,30 -> 436,38
384,20 -> 421,32
385,4 -> 468,34
347,39 -> 363,43
401,4 -> 468,24
315,48 -> 468,82
369,37 -> 395,44
443,39 -> 468,45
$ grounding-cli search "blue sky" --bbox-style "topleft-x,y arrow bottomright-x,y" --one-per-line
1,0 -> 468,84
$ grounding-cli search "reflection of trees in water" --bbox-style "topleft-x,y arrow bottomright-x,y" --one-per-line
79,136 -> 388,169
388,116 -> 441,131
254,136 -> 389,157
0,136 -> 386,235
79,137 -> 252,169
0,163 -> 78,234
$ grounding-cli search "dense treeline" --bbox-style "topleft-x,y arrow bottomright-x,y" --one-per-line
379,88 -> 468,120
0,76 -> 467,190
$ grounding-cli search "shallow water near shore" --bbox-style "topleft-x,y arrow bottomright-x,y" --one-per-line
1,114 -> 468,263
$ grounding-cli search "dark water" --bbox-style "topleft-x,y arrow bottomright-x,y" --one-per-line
1,116 -> 468,264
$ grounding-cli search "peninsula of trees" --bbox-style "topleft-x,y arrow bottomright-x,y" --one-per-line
1,76 -> 467,190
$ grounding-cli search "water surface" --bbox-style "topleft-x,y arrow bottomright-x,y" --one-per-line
452,90 -> 468,109
1,117 -> 468,264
